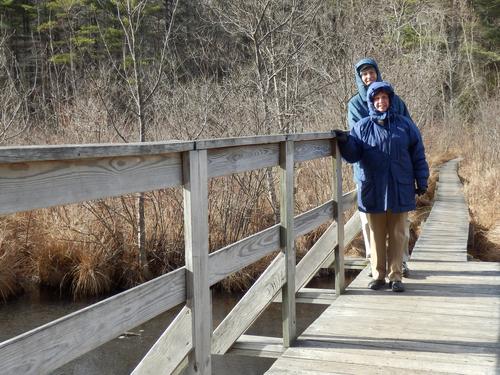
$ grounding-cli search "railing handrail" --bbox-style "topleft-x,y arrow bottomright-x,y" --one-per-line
0,132 -> 334,164
0,132 -> 354,375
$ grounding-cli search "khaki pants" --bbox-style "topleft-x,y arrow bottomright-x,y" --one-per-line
361,211 -> 410,261
366,211 -> 408,282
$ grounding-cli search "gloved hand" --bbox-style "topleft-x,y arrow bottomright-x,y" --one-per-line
332,129 -> 349,144
416,187 -> 427,196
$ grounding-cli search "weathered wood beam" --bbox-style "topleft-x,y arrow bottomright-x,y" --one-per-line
228,335 -> 285,358
280,140 -> 296,348
0,267 -> 186,375
211,253 -> 286,355
207,144 -> 280,178
0,153 -> 183,215
131,307 -> 192,375
294,139 -> 332,163
0,141 -> 194,163
334,141 -> 345,295
183,150 -> 212,374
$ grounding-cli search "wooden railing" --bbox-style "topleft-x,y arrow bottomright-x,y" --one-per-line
0,132 -> 361,375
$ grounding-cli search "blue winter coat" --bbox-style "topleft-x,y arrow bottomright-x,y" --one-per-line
347,58 -> 411,184
339,82 -> 429,214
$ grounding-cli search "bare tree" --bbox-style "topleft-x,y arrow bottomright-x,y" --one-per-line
0,32 -> 35,144
208,0 -> 322,221
95,0 -> 179,275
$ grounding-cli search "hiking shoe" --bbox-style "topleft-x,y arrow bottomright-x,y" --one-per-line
368,279 -> 386,290
402,262 -> 410,278
390,280 -> 405,292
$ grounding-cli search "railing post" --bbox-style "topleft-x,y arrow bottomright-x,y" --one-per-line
280,140 -> 296,347
333,141 -> 345,294
183,149 -> 211,374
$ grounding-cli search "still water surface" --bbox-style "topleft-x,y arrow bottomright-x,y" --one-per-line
0,274 -> 354,374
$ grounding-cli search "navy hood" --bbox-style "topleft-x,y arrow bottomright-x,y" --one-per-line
354,58 -> 382,102
367,81 -> 395,121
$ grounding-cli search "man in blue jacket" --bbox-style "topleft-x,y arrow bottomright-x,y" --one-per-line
336,81 -> 429,292
347,58 -> 412,277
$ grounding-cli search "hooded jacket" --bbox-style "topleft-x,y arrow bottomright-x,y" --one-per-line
339,81 -> 429,213
347,58 -> 411,184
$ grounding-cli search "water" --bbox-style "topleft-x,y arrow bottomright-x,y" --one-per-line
0,273 -> 355,374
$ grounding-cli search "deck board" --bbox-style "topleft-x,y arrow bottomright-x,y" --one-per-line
265,160 -> 500,374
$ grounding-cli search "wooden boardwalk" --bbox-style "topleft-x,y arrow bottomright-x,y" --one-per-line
265,160 -> 500,374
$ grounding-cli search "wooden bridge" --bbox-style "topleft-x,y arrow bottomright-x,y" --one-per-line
265,159 -> 500,374
0,135 -> 498,374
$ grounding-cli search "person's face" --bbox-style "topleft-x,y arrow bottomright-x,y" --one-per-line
360,67 -> 377,86
373,91 -> 390,112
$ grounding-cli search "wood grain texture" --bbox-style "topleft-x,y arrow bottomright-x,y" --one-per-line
274,211 -> 362,304
0,141 -> 194,163
294,140 -> 332,163
280,140 -> 296,348
131,307 -> 192,375
183,150 -> 212,374
333,142 -> 345,295
207,144 -> 280,178
228,335 -> 285,358
0,267 -> 186,375
195,135 -> 286,150
208,196 -> 343,287
0,153 -> 183,215
211,254 -> 286,355
208,225 -> 280,286
196,132 -> 333,150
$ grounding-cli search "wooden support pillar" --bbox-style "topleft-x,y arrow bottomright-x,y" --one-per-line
183,150 -> 211,374
280,140 -> 296,347
333,141 -> 345,295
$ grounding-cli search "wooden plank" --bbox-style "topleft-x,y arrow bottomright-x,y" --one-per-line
208,198 -> 337,287
299,212 -> 361,286
0,153 -> 183,215
295,221 -> 338,292
294,200 -> 334,237
132,307 -> 192,375
207,192 -> 356,287
319,212 -> 361,270
273,344 -> 498,375
341,189 -> 357,210
207,144 -> 279,178
344,257 -> 369,270
280,140 -> 296,348
286,132 -> 333,142
0,141 -> 194,163
195,135 -> 286,150
296,288 -> 337,305
208,225 -> 280,286
274,211 -> 362,304
0,267 -> 186,375
265,159 -> 500,375
183,150 -> 211,374
266,356 -> 453,375
211,253 -> 285,355
294,139 -> 332,163
196,132 -> 334,150
333,142 -> 345,295
228,335 -> 284,358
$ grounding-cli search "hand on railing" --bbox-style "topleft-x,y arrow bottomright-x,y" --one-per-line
332,129 -> 349,144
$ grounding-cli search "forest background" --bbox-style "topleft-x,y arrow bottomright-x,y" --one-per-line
0,0 -> 498,301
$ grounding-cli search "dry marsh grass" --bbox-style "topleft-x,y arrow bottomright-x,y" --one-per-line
0,248 -> 24,302
1,95 -> 498,301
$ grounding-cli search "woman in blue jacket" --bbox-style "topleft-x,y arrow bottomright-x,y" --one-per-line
347,58 -> 412,278
335,81 -> 429,292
